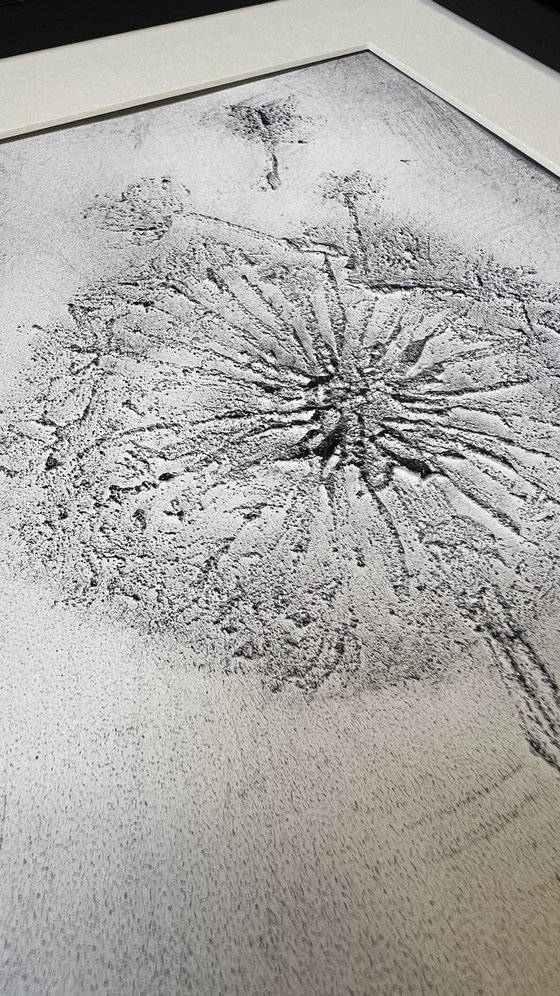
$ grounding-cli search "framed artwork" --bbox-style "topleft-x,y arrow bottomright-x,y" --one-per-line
0,0 -> 559,179
1,4 -> 560,995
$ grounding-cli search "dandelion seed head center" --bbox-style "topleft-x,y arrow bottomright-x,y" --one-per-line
297,361 -> 382,466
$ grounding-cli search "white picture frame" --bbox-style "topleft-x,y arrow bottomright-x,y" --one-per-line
0,0 -> 559,178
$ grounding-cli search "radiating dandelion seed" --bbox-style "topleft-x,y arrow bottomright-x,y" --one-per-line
225,96 -> 311,190
4,175 -> 560,769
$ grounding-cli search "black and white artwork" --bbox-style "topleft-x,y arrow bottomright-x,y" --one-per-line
1,52 -> 560,996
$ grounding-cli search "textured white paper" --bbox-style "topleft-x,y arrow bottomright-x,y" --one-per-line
1,52 -> 560,996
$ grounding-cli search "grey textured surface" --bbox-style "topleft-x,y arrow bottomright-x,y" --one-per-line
1,52 -> 560,995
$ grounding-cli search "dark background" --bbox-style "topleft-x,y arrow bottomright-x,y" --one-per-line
434,0 -> 560,72
0,1 -> 270,58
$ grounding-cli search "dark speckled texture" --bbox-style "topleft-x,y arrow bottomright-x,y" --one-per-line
1,52 -> 560,996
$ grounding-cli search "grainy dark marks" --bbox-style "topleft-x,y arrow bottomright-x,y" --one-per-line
469,586 -> 560,773
4,175 -> 560,771
0,796 -> 6,855
225,96 -> 311,189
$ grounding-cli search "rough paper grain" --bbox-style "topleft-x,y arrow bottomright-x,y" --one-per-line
1,52 -> 560,996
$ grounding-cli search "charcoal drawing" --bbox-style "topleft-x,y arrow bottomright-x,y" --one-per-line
1,51 -> 560,995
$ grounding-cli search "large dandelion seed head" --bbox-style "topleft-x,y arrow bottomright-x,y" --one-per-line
3,177 -> 560,711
